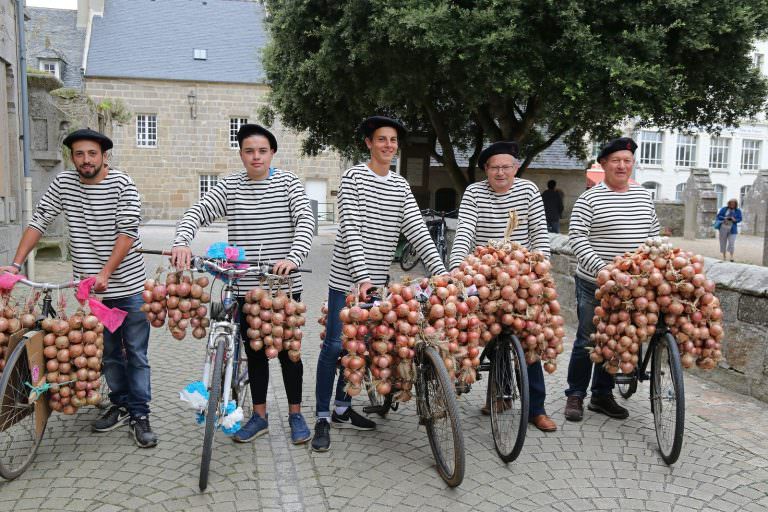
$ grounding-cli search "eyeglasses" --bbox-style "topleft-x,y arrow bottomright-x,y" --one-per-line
486,165 -> 517,173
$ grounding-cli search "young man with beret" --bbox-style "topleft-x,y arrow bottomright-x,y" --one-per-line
448,141 -> 556,432
311,116 -> 447,452
171,124 -> 315,445
564,137 -> 659,421
0,129 -> 157,447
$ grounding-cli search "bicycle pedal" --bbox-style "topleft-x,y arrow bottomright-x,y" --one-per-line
362,405 -> 384,415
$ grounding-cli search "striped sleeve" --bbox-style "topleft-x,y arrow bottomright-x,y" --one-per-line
28,177 -> 63,234
116,177 -> 142,239
527,188 -> 551,258
336,172 -> 371,283
568,195 -> 607,277
449,189 -> 479,270
401,190 -> 447,276
284,176 -> 315,267
173,179 -> 229,247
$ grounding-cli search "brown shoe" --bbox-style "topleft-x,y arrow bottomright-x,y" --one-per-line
481,399 -> 512,416
530,414 -> 557,432
564,395 -> 584,422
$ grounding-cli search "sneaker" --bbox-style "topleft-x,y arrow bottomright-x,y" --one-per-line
92,405 -> 129,432
288,413 -> 311,445
564,396 -> 584,422
130,416 -> 158,448
311,419 -> 331,452
331,407 -> 376,431
588,394 -> 629,419
233,413 -> 269,443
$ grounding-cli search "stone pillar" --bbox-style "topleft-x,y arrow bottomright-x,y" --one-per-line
683,168 -> 718,239
742,169 -> 768,236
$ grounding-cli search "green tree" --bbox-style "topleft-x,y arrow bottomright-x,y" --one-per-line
262,0 -> 768,189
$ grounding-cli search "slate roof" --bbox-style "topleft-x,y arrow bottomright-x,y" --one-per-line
431,136 -> 585,170
25,7 -> 87,89
86,0 -> 267,84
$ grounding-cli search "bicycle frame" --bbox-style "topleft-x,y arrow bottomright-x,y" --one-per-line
615,324 -> 668,386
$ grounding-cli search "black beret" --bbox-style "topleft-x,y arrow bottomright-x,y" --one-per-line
237,124 -> 278,151
478,141 -> 519,169
359,116 -> 407,140
597,137 -> 637,161
63,128 -> 113,152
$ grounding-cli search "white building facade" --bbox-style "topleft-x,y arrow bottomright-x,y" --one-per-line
628,40 -> 768,209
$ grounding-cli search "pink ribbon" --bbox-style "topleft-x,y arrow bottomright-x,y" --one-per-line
0,273 -> 25,291
75,276 -> 127,333
76,277 -> 97,303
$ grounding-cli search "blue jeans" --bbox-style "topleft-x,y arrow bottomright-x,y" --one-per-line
315,288 -> 351,418
101,292 -> 152,417
564,275 -> 614,398
546,220 -> 560,233
528,361 -> 547,417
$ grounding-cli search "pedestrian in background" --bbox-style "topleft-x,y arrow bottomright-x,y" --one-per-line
716,198 -> 742,262
541,179 -> 564,233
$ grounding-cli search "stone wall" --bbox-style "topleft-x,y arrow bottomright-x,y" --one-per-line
741,169 -> 767,236
654,200 -> 684,236
683,168 -> 718,239
548,234 -> 768,403
85,78 -> 344,221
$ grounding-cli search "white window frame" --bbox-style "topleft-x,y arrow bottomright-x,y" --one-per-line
675,134 -> 697,168
741,139 -> 761,171
639,131 -> 663,166
194,49 -> 208,60
713,184 -> 726,209
136,114 -> 158,147
199,174 -> 219,199
229,117 -> 248,149
675,183 -> 686,201
753,53 -> 764,71
642,181 -> 660,200
708,137 -> 730,169
740,185 -> 752,205
39,59 -> 60,79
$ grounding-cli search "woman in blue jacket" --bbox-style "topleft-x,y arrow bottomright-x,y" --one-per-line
716,199 -> 743,261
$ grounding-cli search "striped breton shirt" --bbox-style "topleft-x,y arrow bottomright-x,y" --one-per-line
449,178 -> 550,270
28,169 -> 146,299
329,164 -> 446,292
173,169 -> 315,295
569,181 -> 660,282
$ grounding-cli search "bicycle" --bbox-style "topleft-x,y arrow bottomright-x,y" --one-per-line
614,321 -> 685,465
0,276 -> 78,480
399,209 -> 457,271
138,250 -> 305,490
357,291 -> 465,487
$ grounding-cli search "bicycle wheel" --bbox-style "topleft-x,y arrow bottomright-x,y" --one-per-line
651,333 -> 685,465
487,333 -> 529,463
96,370 -> 112,409
418,345 -> 465,487
617,374 -> 638,399
364,366 -> 393,418
232,352 -> 251,419
0,339 -> 47,480
399,242 -> 420,271
199,338 -> 225,491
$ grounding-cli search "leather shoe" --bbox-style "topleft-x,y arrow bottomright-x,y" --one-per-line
564,395 -> 584,422
529,414 -> 557,432
588,394 -> 629,419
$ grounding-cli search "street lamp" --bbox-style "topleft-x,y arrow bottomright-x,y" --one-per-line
187,90 -> 197,119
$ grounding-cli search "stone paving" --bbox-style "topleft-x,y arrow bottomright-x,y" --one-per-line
1,224 -> 767,511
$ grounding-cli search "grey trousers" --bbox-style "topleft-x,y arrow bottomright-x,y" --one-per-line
718,225 -> 736,254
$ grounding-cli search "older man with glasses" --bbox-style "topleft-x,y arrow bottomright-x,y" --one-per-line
448,141 -> 556,432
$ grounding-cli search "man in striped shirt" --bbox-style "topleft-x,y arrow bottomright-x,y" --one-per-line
564,137 -> 660,422
311,116 -> 447,452
448,141 -> 557,432
171,124 -> 315,445
1,129 -> 157,448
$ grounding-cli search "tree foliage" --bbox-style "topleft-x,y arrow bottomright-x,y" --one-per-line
262,0 -> 768,189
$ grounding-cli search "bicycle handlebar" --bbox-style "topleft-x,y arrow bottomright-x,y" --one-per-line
3,273 -> 80,290
421,208 -> 458,219
135,249 -> 311,277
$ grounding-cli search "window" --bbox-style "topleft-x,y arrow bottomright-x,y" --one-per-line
740,185 -> 752,205
229,117 -> 248,148
642,181 -> 660,200
675,183 -> 686,201
199,175 -> 219,199
709,137 -> 730,169
590,141 -> 603,160
136,114 -> 157,147
753,53 -> 764,71
194,49 -> 208,60
639,131 -> 663,165
741,139 -> 761,170
713,184 -> 726,208
39,59 -> 60,79
675,134 -> 697,167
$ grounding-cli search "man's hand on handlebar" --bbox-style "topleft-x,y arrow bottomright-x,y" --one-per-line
272,259 -> 297,276
171,246 -> 193,270
0,266 -> 20,275
358,281 -> 374,301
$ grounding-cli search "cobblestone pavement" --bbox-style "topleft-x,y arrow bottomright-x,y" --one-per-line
1,225 -> 767,512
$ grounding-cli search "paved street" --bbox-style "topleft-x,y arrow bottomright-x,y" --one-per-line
1,225 -> 767,512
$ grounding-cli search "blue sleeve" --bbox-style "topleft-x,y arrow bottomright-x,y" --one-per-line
733,209 -> 743,223
716,207 -> 726,221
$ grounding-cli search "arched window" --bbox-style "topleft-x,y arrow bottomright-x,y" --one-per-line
713,184 -> 726,208
675,183 -> 686,201
642,181 -> 661,200
740,185 -> 752,205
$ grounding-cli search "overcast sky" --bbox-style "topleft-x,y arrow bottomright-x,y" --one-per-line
26,0 -> 77,8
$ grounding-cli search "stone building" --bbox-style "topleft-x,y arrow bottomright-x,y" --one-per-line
0,0 -> 24,266
81,0 -> 343,221
25,6 -> 86,90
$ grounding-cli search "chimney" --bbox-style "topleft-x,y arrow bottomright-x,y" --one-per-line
77,0 -> 104,29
